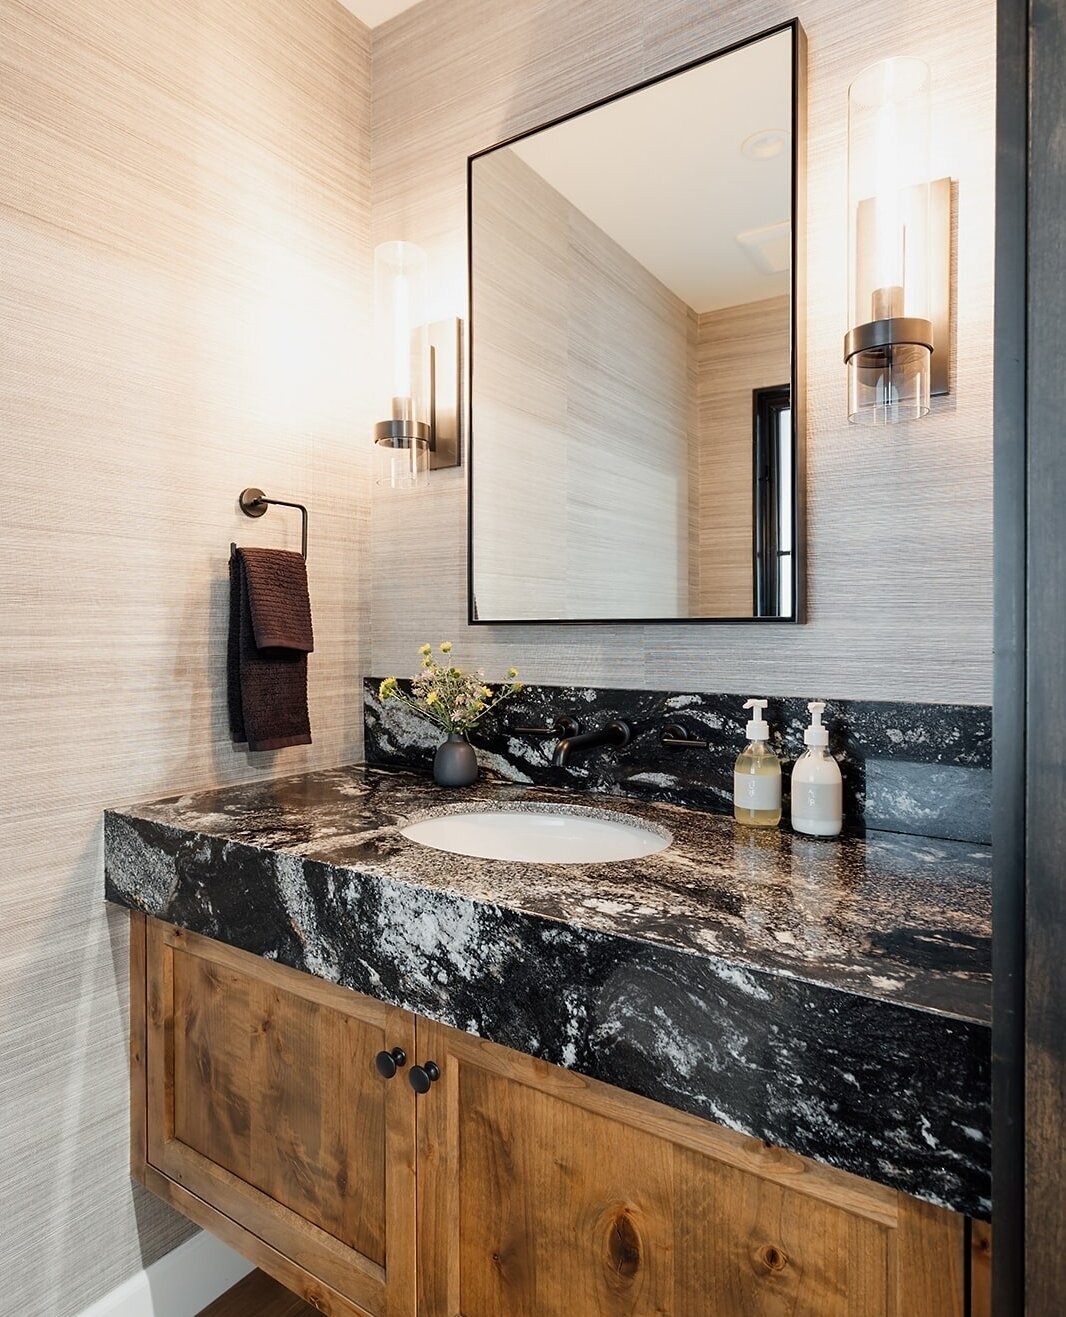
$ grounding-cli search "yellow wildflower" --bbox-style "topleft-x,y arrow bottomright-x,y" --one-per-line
507,668 -> 518,679
425,691 -> 439,705
419,643 -> 431,655
439,640 -> 453,654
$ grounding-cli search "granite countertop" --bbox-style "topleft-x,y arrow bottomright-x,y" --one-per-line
104,763 -> 992,1218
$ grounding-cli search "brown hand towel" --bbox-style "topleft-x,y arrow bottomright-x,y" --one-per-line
228,546 -> 314,752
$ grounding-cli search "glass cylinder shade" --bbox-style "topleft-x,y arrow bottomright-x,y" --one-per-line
373,240 -> 430,487
846,58 -> 933,425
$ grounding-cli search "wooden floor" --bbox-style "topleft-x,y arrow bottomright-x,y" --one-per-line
198,1270 -> 319,1316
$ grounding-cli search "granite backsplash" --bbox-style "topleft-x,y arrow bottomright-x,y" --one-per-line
364,680 -> 992,845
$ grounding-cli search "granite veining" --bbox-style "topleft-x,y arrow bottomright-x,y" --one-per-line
105,763 -> 991,1217
365,679 -> 993,843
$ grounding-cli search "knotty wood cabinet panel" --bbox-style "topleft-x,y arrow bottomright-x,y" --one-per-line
415,1018 -> 968,1317
171,946 -> 387,1260
143,918 -> 416,1317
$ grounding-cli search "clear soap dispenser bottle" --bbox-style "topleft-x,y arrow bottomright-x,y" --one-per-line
734,699 -> 781,828
791,702 -> 843,837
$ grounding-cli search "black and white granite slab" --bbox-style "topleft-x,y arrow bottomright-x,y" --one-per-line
364,680 -> 993,844
105,763 -> 991,1217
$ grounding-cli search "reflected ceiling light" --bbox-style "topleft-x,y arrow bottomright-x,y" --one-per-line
741,128 -> 789,160
844,58 -> 952,425
373,240 -> 464,489
736,220 -> 791,274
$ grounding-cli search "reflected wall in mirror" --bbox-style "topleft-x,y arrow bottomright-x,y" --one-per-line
469,21 -> 805,623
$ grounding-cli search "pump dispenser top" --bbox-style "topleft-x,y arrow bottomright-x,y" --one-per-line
804,701 -> 829,747
744,698 -> 770,741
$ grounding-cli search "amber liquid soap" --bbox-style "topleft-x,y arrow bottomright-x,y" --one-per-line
733,699 -> 782,828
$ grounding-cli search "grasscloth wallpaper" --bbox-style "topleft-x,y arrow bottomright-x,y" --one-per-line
370,0 -> 995,703
0,1 -> 371,1312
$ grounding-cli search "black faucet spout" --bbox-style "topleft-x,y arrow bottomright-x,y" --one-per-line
552,719 -> 631,767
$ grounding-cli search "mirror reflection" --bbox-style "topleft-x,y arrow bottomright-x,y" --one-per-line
469,26 -> 800,622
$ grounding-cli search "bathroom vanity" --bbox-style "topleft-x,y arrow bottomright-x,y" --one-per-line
106,764 -> 992,1317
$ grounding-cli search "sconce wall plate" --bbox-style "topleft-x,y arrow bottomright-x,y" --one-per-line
926,175 -> 952,398
427,316 -> 464,470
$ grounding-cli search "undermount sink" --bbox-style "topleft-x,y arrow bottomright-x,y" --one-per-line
399,804 -> 672,864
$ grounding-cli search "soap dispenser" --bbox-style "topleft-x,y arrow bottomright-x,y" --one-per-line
790,702 -> 843,837
734,699 -> 781,828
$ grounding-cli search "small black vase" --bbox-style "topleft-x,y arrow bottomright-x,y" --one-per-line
434,733 -> 478,787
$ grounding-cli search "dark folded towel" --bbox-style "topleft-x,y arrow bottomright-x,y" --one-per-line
228,547 -> 314,752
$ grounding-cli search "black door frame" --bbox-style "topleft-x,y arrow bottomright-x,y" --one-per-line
994,1 -> 1066,1312
992,0 -> 1026,1308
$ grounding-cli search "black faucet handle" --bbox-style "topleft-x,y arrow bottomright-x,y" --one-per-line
513,715 -> 580,738
605,719 -> 632,747
660,723 -> 709,750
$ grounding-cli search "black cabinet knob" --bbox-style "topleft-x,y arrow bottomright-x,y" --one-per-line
374,1047 -> 407,1079
408,1060 -> 441,1094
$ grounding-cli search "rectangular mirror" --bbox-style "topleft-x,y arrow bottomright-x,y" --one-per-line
468,21 -> 805,624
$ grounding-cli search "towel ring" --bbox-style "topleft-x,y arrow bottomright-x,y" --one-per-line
236,487 -> 308,560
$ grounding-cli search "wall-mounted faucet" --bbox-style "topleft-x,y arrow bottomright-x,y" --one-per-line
553,719 -> 631,767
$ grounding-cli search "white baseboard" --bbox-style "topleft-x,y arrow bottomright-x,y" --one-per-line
78,1229 -> 255,1317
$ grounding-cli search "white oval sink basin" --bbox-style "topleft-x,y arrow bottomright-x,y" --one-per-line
399,805 -> 671,864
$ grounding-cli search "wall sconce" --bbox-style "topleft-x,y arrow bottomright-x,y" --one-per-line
845,58 -> 951,425
373,240 -> 463,488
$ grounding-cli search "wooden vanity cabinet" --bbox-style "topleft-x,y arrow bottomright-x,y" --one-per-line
131,916 -> 982,1317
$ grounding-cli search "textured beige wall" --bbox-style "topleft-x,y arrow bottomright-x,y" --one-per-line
370,0 -> 995,702
0,1 -> 371,1312
695,294 -> 792,615
471,148 -> 694,620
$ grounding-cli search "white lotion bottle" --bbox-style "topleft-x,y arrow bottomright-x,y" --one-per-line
791,702 -> 843,837
733,699 -> 781,828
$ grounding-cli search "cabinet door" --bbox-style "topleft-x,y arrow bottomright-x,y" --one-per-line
144,918 -> 416,1317
414,1019 -> 966,1317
